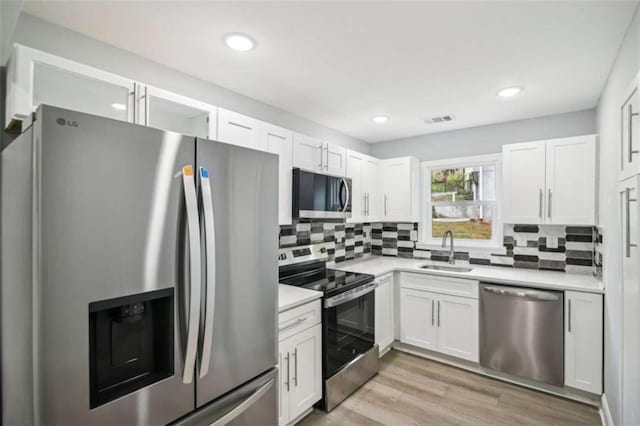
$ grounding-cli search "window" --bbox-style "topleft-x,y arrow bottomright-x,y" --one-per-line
422,154 -> 502,248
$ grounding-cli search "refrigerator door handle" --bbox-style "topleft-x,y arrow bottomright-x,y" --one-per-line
199,167 -> 216,378
182,165 -> 202,384
210,379 -> 275,426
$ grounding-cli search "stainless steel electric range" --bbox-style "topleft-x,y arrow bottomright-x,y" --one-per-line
278,243 -> 379,412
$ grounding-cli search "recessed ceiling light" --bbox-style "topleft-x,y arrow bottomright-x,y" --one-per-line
223,33 -> 256,52
497,87 -> 522,98
372,115 -> 389,124
111,103 -> 127,111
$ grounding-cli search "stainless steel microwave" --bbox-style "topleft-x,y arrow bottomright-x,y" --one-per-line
292,168 -> 352,219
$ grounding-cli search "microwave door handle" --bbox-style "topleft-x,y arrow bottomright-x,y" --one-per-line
338,179 -> 345,210
342,178 -> 350,212
181,166 -> 202,384
198,167 -> 216,378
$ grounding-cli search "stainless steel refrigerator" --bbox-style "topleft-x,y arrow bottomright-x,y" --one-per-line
1,105 -> 279,425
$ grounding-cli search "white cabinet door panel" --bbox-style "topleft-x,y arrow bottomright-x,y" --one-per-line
375,273 -> 394,354
293,133 -> 323,172
620,176 -> 640,423
502,141 -> 546,224
564,291 -> 603,394
325,143 -> 346,176
346,150 -> 366,221
400,288 -> 437,350
217,108 -> 261,150
364,157 -> 381,221
289,324 -> 322,421
436,294 -> 479,362
620,76 -> 640,180
261,124 -> 293,225
546,136 -> 596,225
278,344 -> 291,426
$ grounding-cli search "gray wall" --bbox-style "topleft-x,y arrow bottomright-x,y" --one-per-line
1,1 -> 23,64
9,13 -> 371,154
370,109 -> 596,160
597,4 -> 640,424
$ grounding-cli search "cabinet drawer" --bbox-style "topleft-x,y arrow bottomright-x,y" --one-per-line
278,300 -> 321,341
400,273 -> 479,299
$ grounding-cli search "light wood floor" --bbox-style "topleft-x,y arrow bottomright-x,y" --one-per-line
299,350 -> 601,426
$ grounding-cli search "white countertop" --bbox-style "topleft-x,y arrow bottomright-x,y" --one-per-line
278,284 -> 322,313
333,256 -> 604,294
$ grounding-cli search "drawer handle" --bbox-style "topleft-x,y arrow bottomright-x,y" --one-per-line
278,317 -> 307,333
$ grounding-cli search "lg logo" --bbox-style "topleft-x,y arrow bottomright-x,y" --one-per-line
56,117 -> 78,127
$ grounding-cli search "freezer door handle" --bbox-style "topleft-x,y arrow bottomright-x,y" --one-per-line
182,166 -> 202,384
199,167 -> 216,378
211,379 -> 275,426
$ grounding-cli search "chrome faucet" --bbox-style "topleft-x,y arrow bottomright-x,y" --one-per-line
441,230 -> 455,264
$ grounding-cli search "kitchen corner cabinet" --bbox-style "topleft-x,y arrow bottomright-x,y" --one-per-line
375,273 -> 394,355
380,156 -> 421,222
619,175 -> 640,423
278,301 -> 322,426
217,108 -> 261,150
292,134 -> 346,176
138,85 -> 217,139
346,150 -> 381,222
502,135 -> 596,225
564,291 -> 603,394
261,124 -> 294,225
5,44 -> 135,131
400,274 -> 479,362
620,74 -> 640,181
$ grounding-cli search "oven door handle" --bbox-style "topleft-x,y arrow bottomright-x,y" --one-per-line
324,282 -> 378,308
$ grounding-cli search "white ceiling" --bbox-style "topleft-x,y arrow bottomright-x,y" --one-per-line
22,1 -> 637,143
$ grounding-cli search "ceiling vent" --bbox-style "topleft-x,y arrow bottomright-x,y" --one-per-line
424,115 -> 455,125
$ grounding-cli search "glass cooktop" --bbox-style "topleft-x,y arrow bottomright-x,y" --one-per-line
279,268 -> 375,298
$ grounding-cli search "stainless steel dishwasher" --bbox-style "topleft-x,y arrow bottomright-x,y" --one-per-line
480,283 -> 564,386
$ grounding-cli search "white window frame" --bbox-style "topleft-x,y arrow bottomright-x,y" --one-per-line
420,153 -> 503,249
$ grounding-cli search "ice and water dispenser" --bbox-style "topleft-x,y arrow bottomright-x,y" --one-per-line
89,288 -> 174,408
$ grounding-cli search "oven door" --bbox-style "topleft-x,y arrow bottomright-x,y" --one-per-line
322,283 -> 376,378
293,168 -> 352,219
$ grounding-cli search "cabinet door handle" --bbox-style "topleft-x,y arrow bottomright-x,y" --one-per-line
437,300 -> 441,327
431,300 -> 435,326
293,348 -> 298,387
384,194 -> 388,216
317,144 -> 323,170
547,189 -> 552,220
539,188 -> 543,219
626,187 -> 638,258
629,104 -> 639,162
568,299 -> 571,333
366,192 -> 370,216
285,352 -> 290,391
324,144 -> 329,171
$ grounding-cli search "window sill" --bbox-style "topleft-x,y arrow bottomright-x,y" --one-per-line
415,242 -> 506,254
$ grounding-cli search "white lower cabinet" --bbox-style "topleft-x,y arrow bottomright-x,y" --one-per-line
564,291 -> 603,394
375,273 -> 394,355
278,303 -> 322,426
400,275 -> 479,363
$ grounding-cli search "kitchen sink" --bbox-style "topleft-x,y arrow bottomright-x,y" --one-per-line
420,264 -> 474,273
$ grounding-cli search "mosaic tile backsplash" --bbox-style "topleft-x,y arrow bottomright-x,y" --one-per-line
278,222 -> 602,276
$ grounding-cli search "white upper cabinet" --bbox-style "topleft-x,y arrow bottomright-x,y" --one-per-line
381,157 -> 421,222
324,142 -> 347,176
139,85 -> 217,139
502,135 -> 596,225
546,136 -> 596,225
502,141 -> 546,224
5,44 -> 135,131
261,123 -> 293,225
564,291 -> 603,394
292,133 -> 323,172
292,134 -> 346,176
346,149 -> 381,222
217,108 -> 261,150
620,74 -> 640,181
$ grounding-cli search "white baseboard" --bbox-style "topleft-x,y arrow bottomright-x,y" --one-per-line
600,394 -> 614,426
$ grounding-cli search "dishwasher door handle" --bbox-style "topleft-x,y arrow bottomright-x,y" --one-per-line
482,286 -> 560,301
